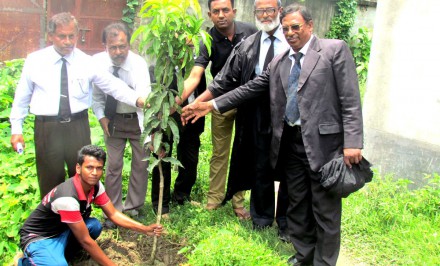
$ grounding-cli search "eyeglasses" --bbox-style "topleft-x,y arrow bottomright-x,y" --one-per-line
282,24 -> 304,33
254,8 -> 277,16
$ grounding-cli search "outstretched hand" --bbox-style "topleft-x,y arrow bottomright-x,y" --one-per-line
181,101 -> 214,125
144,223 -> 163,237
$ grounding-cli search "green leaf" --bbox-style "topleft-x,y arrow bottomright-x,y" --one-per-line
153,131 -> 163,153
167,117 -> 180,145
162,157 -> 183,168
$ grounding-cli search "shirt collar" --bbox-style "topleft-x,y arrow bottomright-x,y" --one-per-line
50,46 -> 75,65
73,173 -> 95,202
211,21 -> 240,42
261,24 -> 284,42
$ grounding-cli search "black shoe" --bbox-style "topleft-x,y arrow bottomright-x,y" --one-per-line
278,229 -> 290,243
287,255 -> 312,266
252,223 -> 271,231
103,219 -> 117,229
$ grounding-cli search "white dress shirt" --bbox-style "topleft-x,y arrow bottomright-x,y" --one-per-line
10,46 -> 142,134
92,50 -> 151,133
255,25 -> 290,76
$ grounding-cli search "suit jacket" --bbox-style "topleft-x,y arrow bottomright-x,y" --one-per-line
215,36 -> 363,173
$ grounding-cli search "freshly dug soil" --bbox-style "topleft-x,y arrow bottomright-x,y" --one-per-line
72,227 -> 187,266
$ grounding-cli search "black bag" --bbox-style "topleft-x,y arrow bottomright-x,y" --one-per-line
319,155 -> 373,198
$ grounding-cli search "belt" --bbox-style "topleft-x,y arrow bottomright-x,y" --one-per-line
35,110 -> 88,123
116,113 -> 137,119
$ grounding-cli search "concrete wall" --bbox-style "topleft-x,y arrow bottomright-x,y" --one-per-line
363,0 -> 440,182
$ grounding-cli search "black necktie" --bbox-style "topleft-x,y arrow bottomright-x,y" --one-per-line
104,66 -> 120,120
58,58 -> 71,119
262,35 -> 276,71
285,52 -> 303,125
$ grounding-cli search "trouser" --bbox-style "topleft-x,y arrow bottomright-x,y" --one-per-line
172,114 -> 204,203
208,109 -> 245,208
19,218 -> 101,266
34,112 -> 91,199
278,124 -> 342,266
104,114 -> 149,213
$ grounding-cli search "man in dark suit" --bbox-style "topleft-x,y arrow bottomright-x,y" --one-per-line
181,4 -> 363,266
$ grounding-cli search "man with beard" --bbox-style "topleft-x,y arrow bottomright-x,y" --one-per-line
10,12 -> 147,199
175,0 -> 257,218
188,0 -> 290,240
182,4 -> 363,265
92,22 -> 151,228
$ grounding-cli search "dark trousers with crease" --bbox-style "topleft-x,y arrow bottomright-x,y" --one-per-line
34,114 -> 91,199
172,115 -> 204,203
277,123 -> 341,266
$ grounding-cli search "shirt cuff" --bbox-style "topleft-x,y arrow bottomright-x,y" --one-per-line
212,100 -> 219,111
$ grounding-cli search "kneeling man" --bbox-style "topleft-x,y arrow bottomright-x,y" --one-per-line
18,145 -> 163,266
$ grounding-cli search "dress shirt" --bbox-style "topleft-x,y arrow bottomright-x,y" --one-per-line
10,46 -> 142,134
288,35 -> 314,126
92,51 -> 151,132
255,25 -> 289,76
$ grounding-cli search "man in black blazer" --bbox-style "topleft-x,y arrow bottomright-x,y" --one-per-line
181,4 -> 363,266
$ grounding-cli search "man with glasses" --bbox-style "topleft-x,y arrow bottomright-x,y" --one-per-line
10,13 -> 146,199
92,22 -> 151,228
192,0 -> 290,240
182,4 -> 363,265
175,0 -> 257,219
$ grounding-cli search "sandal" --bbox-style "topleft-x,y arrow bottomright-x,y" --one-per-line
205,203 -> 221,211
233,207 -> 251,220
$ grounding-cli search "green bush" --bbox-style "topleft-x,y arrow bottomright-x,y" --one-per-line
0,59 -> 40,263
325,0 -> 357,42
349,27 -> 372,84
342,173 -> 440,265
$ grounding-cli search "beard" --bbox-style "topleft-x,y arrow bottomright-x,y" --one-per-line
255,13 -> 280,32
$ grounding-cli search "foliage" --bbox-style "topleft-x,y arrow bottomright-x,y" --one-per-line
342,173 -> 440,265
0,59 -> 24,121
349,27 -> 372,84
0,59 -> 40,264
122,0 -> 139,29
325,0 -> 357,42
132,0 -> 211,170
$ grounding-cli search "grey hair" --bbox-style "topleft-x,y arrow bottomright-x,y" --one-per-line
254,0 -> 282,8
47,12 -> 79,34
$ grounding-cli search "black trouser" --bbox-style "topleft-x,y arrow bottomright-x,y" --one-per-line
172,115 -> 204,203
34,111 -> 90,199
278,124 -> 341,266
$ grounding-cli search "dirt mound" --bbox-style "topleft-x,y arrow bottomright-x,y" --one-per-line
72,228 -> 187,265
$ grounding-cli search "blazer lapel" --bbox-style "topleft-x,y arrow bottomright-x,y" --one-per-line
298,37 -> 321,91
280,54 -> 292,97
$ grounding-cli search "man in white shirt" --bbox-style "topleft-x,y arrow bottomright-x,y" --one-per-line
9,12 -> 146,199
92,23 -> 150,228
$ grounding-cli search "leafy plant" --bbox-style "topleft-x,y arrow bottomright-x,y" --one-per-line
325,0 -> 357,42
132,0 -> 211,261
0,59 -> 40,264
349,27 -> 372,84
342,173 -> 440,265
122,0 -> 139,29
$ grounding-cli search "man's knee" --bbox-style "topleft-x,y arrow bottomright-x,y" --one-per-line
84,217 -> 102,240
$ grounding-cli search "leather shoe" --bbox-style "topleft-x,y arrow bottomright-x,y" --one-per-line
287,256 -> 312,266
278,229 -> 291,243
233,207 -> 251,220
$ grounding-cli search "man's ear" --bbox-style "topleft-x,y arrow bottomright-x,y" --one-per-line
76,163 -> 81,174
47,33 -> 53,43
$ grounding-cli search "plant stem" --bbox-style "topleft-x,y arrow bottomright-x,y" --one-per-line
150,161 -> 164,262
